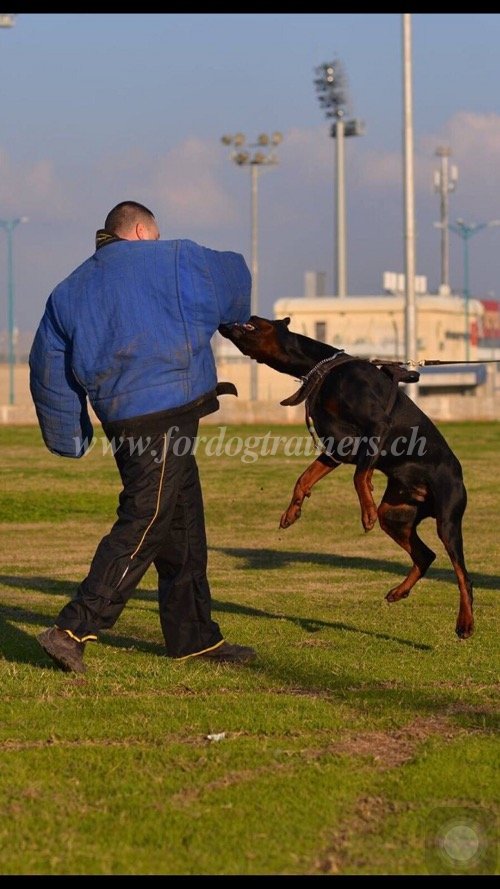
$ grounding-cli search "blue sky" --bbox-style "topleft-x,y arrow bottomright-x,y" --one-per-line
1,13 -> 500,330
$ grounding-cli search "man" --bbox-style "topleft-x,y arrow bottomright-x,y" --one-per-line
30,200 -> 255,673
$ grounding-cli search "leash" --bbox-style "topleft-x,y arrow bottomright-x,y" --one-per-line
371,358 -> 499,366
280,350 -> 497,456
280,353 -> 419,456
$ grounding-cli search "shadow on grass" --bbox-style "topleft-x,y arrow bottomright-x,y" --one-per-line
1,546 -> 498,610
0,603 -> 166,667
209,547 -> 500,591
0,585 -> 431,669
1,606 -> 494,727
211,599 -> 432,651
1,545 -> 496,666
0,574 -> 158,602
0,610 -> 61,669
0,576 -> 80,599
0,603 -> 493,731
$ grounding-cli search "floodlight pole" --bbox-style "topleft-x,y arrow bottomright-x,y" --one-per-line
314,59 -> 364,298
335,115 -> 346,298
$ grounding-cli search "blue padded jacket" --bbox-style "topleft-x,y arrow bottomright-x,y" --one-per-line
29,238 -> 251,457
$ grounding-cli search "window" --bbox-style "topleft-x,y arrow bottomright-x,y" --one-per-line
315,321 -> 327,342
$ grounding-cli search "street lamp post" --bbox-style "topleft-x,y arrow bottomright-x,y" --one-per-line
448,218 -> 500,361
0,217 -> 28,405
314,59 -> 364,297
1,15 -> 23,406
221,132 -> 283,401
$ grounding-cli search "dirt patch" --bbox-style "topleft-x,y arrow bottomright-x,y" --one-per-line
273,685 -> 341,701
314,795 -> 411,874
446,700 -> 499,719
331,714 -> 459,769
0,733 -> 214,752
310,715 -> 483,874
0,713 -> 477,758
165,715 -> 478,808
171,763 -> 291,807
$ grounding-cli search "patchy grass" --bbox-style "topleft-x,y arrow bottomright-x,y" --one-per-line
0,422 -> 499,875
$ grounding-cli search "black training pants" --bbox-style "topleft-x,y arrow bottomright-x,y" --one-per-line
55,419 -> 224,658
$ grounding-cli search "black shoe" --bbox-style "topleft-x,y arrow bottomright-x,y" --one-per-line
37,627 -> 86,674
198,641 -> 256,664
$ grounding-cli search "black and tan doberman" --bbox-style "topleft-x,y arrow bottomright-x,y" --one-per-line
219,316 -> 474,639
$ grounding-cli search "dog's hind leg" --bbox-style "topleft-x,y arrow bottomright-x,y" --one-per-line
435,480 -> 473,639
378,481 -> 436,602
280,453 -> 340,529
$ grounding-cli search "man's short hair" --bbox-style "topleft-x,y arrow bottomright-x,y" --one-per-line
105,201 -> 155,235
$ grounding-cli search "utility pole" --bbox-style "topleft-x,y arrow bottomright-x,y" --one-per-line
433,147 -> 458,293
402,14 -> 418,402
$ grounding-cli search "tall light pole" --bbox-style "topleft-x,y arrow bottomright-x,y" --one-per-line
402,14 -> 418,401
0,217 -> 28,405
314,59 -> 364,297
221,132 -> 283,401
433,146 -> 458,294
447,218 -> 500,361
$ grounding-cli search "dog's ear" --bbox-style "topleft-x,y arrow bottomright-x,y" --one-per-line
279,316 -> 291,327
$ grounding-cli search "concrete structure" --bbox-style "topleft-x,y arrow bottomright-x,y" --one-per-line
272,293 -> 484,362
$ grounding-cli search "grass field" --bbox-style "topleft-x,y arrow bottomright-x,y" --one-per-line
0,421 -> 498,875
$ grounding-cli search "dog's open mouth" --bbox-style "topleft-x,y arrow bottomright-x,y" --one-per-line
219,320 -> 256,337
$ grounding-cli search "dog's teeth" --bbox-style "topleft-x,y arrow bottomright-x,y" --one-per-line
242,323 -> 255,331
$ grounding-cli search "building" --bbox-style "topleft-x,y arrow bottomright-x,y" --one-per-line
214,290 -> 500,423
1,294 -> 499,424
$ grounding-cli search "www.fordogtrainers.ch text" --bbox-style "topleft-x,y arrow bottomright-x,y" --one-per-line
73,425 -> 428,463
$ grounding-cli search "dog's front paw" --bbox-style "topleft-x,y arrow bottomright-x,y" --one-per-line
279,503 -> 301,529
385,585 -> 411,602
455,613 -> 474,639
361,506 -> 378,532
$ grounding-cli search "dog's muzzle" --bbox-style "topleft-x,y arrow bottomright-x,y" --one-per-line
218,321 -> 256,338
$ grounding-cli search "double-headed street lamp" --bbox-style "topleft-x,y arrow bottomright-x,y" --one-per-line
435,218 -> 500,361
0,217 -> 28,405
221,132 -> 283,401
